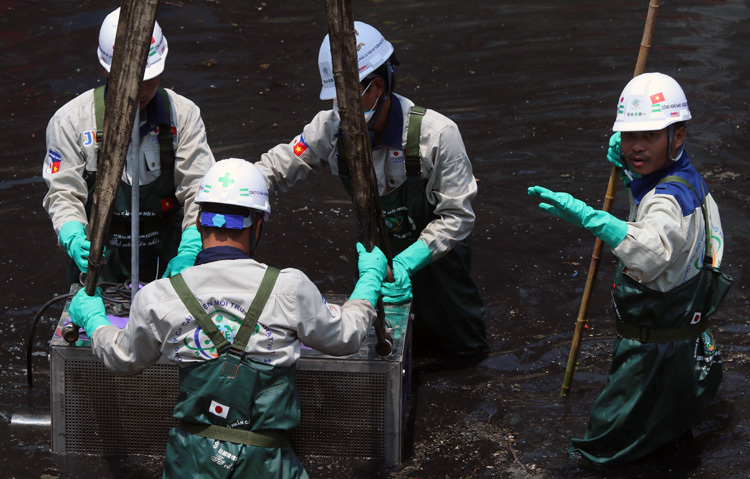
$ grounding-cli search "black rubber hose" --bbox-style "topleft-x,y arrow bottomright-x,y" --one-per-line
26,293 -> 74,388
26,281 -> 134,387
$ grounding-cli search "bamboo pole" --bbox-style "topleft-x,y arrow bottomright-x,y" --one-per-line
560,0 -> 661,396
62,0 -> 159,344
324,0 -> 393,356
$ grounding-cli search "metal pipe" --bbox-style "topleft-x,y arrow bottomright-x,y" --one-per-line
11,413 -> 51,428
131,110 -> 140,301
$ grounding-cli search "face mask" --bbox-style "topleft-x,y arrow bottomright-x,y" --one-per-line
361,80 -> 379,123
330,80 -> 380,122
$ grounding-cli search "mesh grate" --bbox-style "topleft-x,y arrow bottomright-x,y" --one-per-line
63,360 -> 178,455
291,370 -> 387,459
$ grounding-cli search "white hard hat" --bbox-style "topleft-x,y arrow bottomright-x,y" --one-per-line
97,8 -> 168,81
613,72 -> 691,132
318,21 -> 394,100
195,158 -> 271,228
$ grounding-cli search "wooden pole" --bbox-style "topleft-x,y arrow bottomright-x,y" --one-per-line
62,0 -> 159,344
560,0 -> 661,396
324,0 -> 393,356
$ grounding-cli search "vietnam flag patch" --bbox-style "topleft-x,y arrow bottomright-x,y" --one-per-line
47,149 -> 62,174
649,92 -> 665,104
209,400 -> 229,418
160,198 -> 175,211
293,134 -> 309,157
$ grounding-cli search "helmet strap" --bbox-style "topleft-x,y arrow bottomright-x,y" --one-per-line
668,124 -> 685,162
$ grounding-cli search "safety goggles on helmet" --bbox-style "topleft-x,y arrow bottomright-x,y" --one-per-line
195,158 -> 271,228
318,21 -> 394,100
97,8 -> 168,81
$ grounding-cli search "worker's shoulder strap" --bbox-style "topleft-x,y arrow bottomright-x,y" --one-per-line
405,105 -> 426,177
658,175 -> 711,260
338,105 -> 426,179
231,267 -> 280,354
155,87 -> 175,167
169,272 -> 229,352
93,86 -> 175,170
93,85 -> 106,143
168,267 -> 280,356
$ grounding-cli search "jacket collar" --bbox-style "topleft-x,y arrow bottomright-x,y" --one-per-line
195,246 -> 252,266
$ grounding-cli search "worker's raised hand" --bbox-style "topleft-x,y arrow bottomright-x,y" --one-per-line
528,186 -> 628,248
606,132 -> 624,168
69,287 -> 112,338
59,221 -> 91,272
163,225 -> 203,277
606,131 -> 641,187
350,243 -> 388,308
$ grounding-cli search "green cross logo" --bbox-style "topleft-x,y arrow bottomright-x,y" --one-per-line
218,173 -> 235,188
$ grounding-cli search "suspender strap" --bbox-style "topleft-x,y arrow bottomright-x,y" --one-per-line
231,267 -> 280,354
616,317 -> 709,343
169,273 -> 230,352
338,105 -> 426,178
659,175 -> 711,260
156,87 -> 175,175
94,85 -> 106,144
179,422 -> 288,448
405,106 -> 425,177
168,267 -> 281,356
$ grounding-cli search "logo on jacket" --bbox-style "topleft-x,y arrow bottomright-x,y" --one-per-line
293,134 -> 309,157
46,149 -> 62,174
81,130 -> 97,147
384,205 -> 417,240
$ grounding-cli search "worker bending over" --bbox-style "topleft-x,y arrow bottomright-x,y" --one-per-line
69,159 -> 387,477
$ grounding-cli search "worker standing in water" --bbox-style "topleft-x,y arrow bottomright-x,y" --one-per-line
68,158 -> 388,477
255,21 -> 487,364
529,72 -> 726,464
42,8 -> 215,285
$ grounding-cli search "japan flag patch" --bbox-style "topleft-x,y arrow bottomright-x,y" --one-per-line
209,400 -> 229,418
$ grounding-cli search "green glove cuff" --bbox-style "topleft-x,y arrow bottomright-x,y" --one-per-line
59,220 -> 86,249
397,240 -> 432,275
85,314 -> 112,338
586,213 -> 628,249
178,225 -> 203,255
350,271 -> 383,309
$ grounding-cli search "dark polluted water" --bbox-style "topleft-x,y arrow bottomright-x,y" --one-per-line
1,0 -> 748,478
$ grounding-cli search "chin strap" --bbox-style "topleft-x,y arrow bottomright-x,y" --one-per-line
668,124 -> 685,161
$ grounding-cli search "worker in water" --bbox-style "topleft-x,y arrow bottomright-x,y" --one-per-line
42,7 -> 215,286
254,21 -> 487,364
68,158 -> 388,478
528,72 -> 727,464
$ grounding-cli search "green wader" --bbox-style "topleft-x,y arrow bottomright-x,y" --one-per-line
164,268 -> 308,479
67,86 -> 181,286
340,106 -> 486,357
568,176 -> 731,465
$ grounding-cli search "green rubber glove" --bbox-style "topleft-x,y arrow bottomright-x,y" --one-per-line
350,243 -> 388,308
381,240 -> 432,304
69,287 -> 111,338
607,132 -> 641,186
59,220 -> 91,272
528,186 -> 628,248
163,225 -> 202,278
